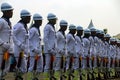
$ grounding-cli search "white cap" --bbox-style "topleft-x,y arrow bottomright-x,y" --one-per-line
69,24 -> 76,30
33,13 -> 43,20
60,20 -> 68,26
117,40 -> 120,43
100,30 -> 104,35
90,27 -> 96,32
77,26 -> 83,30
20,9 -> 31,17
104,34 -> 111,38
96,29 -> 101,34
47,13 -> 57,20
1,3 -> 13,11
110,38 -> 115,42
84,29 -> 91,34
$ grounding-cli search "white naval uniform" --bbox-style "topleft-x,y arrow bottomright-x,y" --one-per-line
43,24 -> 57,72
103,41 -> 109,67
66,33 -> 76,70
28,27 -> 43,72
108,45 -> 115,68
75,35 -> 83,69
113,45 -> 117,68
55,31 -> 66,71
117,46 -> 120,67
13,22 -> 29,72
116,46 -> 120,67
89,36 -> 98,68
82,37 -> 91,69
0,18 -> 13,72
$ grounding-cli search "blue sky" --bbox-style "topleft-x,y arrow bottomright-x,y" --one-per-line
0,0 -> 120,37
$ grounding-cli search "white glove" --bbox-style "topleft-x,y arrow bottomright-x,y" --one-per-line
59,50 -> 65,55
34,49 -> 41,54
2,43 -> 10,50
20,44 -> 25,50
48,48 -> 56,55
25,34 -> 29,39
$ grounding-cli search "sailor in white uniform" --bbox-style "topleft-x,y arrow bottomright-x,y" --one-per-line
0,3 -> 14,75
55,20 -> 68,71
43,13 -> 57,79
28,13 -> 43,73
75,26 -> 83,70
66,24 -> 76,70
13,10 -> 31,72
54,20 -> 68,79
82,29 -> 91,69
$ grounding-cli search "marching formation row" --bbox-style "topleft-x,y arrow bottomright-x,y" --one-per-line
0,2 -> 120,80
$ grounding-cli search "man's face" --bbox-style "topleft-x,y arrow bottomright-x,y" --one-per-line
49,18 -> 57,25
77,30 -> 83,36
91,31 -> 96,36
22,16 -> 31,24
71,29 -> 76,34
3,10 -> 13,18
35,20 -> 42,26
61,26 -> 67,31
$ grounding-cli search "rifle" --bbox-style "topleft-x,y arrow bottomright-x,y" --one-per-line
103,57 -> 108,79
50,54 -> 56,80
68,56 -> 74,80
97,56 -> 101,80
27,55 -> 30,72
60,56 -> 67,80
33,55 -> 39,70
86,55 -> 90,80
0,51 -> 9,80
15,51 -> 24,80
32,55 -> 40,80
115,58 -> 118,78
17,51 -> 24,68
79,56 -> 82,80
1,51 -> 9,70
91,56 -> 95,80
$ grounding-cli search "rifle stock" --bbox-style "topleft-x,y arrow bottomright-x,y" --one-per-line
17,51 -> 24,68
50,54 -> 56,80
97,56 -> 101,79
68,56 -> 74,80
1,51 -> 9,70
79,56 -> 82,80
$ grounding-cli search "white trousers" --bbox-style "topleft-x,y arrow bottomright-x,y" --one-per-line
73,57 -> 79,70
28,55 -> 43,72
15,57 -> 27,73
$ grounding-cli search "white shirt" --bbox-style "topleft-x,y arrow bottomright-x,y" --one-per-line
43,24 -> 57,54
82,37 -> 91,57
75,35 -> 83,56
66,33 -> 76,57
13,22 -> 29,57
29,27 -> 42,56
56,31 -> 66,57
0,18 -> 13,53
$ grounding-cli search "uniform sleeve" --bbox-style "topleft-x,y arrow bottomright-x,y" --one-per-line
66,34 -> 71,44
29,28 -> 35,50
56,32 -> 61,43
56,32 -> 61,51
66,34 -> 71,52
0,20 -> 4,45
82,39 -> 85,52
44,25 -> 50,50
13,24 -> 21,46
